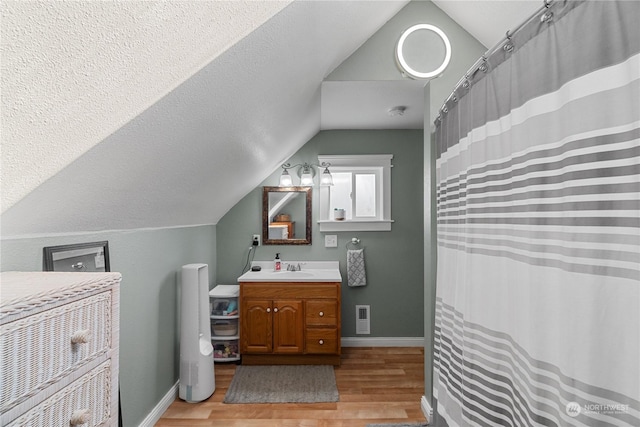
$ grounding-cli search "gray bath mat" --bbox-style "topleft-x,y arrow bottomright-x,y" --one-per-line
223,365 -> 339,403
366,424 -> 428,427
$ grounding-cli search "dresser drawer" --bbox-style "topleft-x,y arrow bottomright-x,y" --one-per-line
0,291 -> 112,413
6,360 -> 113,427
305,300 -> 338,326
305,328 -> 338,354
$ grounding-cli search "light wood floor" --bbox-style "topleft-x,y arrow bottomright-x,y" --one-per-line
155,347 -> 427,427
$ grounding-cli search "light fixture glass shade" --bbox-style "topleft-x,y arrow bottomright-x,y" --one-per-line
279,170 -> 293,187
300,170 -> 314,186
320,167 -> 334,186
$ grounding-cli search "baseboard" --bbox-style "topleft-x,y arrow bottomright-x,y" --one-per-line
421,395 -> 433,423
341,336 -> 425,347
138,381 -> 178,427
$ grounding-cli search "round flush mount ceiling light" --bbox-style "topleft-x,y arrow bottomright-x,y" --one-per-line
396,24 -> 452,80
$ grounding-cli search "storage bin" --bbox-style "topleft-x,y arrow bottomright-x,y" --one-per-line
210,298 -> 238,316
212,320 -> 238,336
212,340 -> 239,360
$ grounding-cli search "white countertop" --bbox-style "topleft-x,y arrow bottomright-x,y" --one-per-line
237,261 -> 342,283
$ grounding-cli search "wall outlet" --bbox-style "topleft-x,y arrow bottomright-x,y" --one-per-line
252,234 -> 261,246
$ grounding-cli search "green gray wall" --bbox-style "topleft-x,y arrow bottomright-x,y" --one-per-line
1,225 -> 216,426
326,0 -> 486,124
217,130 -> 424,338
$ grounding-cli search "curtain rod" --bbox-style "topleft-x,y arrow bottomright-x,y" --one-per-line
441,0 -> 552,110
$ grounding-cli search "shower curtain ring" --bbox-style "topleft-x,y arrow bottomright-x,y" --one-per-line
541,0 -> 553,22
462,74 -> 470,89
503,31 -> 514,53
479,57 -> 488,73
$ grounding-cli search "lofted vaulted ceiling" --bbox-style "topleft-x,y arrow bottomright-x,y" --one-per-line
1,0 -> 539,237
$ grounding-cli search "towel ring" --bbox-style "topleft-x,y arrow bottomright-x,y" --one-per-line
346,237 -> 361,249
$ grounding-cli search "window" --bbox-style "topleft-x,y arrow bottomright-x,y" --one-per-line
329,171 -> 378,220
318,154 -> 393,232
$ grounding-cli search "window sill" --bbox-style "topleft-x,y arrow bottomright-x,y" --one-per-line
317,219 -> 393,232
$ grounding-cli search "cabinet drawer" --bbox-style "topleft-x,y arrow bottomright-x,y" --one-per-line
305,300 -> 338,326
211,298 -> 238,316
305,328 -> 338,354
212,339 -> 240,361
6,360 -> 113,427
211,318 -> 238,338
0,292 -> 112,413
241,283 -> 339,299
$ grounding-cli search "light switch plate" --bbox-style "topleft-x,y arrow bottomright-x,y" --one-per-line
325,235 -> 338,247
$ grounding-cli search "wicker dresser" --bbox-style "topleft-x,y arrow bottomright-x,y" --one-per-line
0,272 -> 121,427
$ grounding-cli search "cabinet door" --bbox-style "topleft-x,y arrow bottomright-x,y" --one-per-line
272,300 -> 303,354
241,299 -> 272,353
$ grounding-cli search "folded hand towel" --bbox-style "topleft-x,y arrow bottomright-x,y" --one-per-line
347,248 -> 367,287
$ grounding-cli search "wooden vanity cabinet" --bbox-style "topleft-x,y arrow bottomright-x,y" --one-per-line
240,282 -> 341,365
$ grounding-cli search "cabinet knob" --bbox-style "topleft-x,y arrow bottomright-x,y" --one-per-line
266,308 -> 271,313
319,339 -> 324,345
70,409 -> 91,425
319,311 -> 324,317
70,329 -> 91,344
274,307 -> 278,313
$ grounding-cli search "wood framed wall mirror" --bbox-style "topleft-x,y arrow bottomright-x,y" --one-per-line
262,186 -> 312,245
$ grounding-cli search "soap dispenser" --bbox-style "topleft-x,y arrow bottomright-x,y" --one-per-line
274,253 -> 282,271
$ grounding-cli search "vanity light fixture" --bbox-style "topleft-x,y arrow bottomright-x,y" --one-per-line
300,164 -> 314,186
279,169 -> 293,187
279,162 -> 333,187
319,165 -> 334,186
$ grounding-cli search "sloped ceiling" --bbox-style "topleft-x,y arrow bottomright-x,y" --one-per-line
1,0 -> 292,214
1,0 -> 541,237
1,0 -> 408,236
432,0 -> 541,48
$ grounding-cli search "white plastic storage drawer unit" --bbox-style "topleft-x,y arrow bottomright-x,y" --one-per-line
209,285 -> 240,362
0,272 -> 121,427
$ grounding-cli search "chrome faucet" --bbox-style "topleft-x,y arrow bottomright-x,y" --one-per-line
287,263 -> 302,271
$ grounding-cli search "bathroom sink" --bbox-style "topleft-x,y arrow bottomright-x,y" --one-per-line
237,261 -> 342,283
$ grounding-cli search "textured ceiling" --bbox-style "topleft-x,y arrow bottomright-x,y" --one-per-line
1,0 -> 542,237
1,0 -> 291,213
1,0 -> 407,236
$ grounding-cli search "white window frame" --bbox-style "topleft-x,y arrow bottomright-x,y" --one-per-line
318,154 -> 393,232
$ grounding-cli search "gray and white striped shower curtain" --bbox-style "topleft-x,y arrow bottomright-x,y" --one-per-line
433,1 -> 639,426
